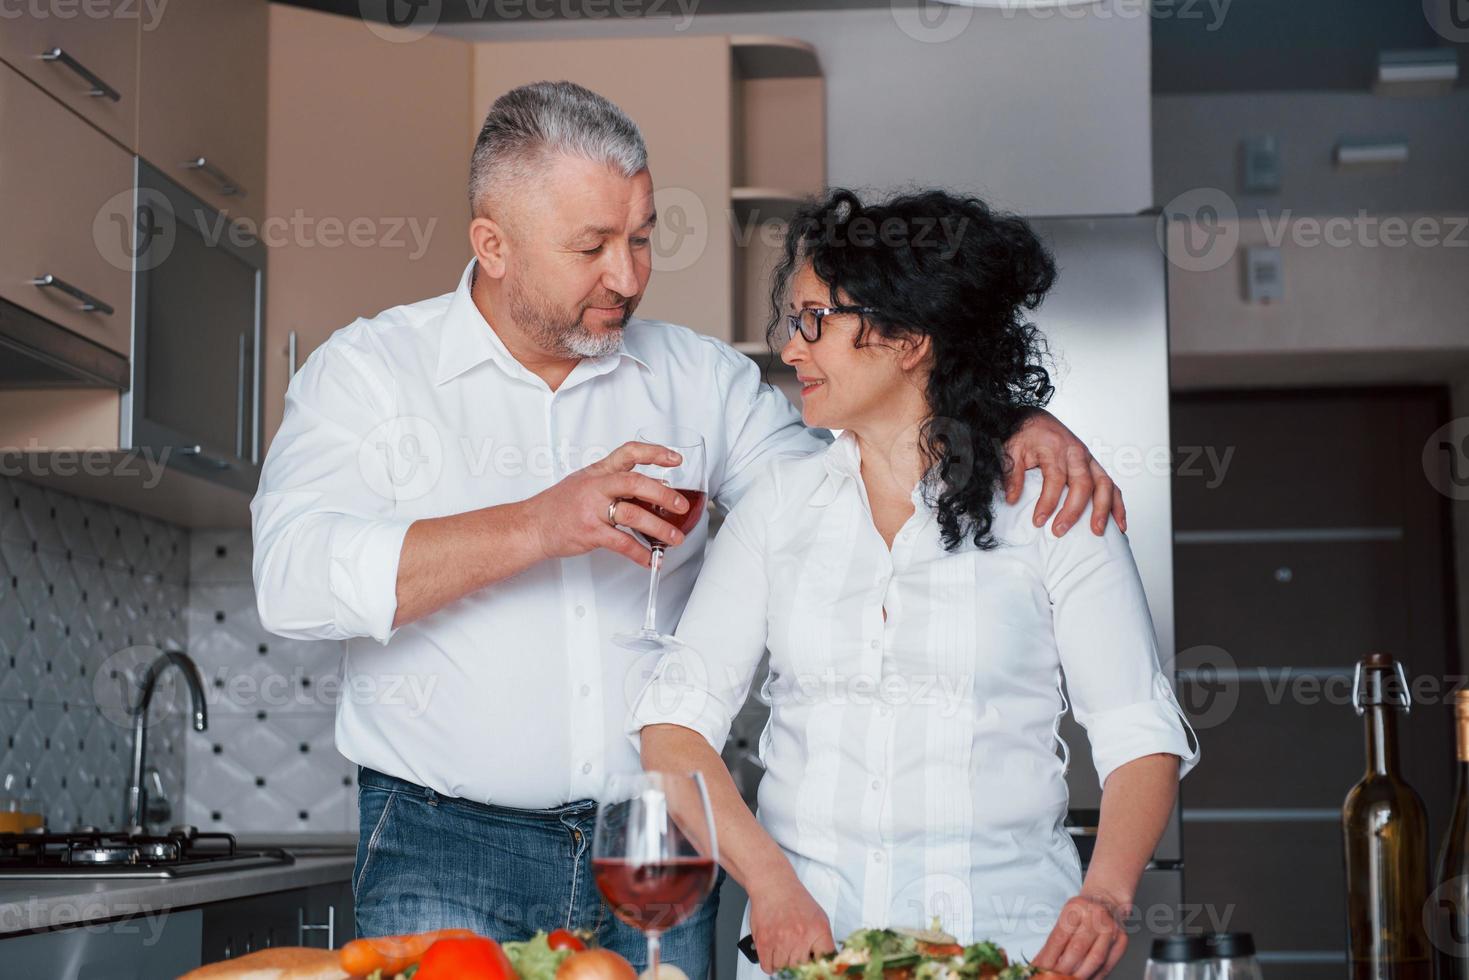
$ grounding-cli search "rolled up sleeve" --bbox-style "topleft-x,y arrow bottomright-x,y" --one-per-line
1043,494 -> 1200,789
250,333 -> 413,645
627,475 -> 774,755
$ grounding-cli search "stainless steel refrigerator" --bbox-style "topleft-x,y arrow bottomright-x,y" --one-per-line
713,213 -> 1181,980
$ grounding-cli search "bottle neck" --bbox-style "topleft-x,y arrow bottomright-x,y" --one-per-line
1363,703 -> 1400,777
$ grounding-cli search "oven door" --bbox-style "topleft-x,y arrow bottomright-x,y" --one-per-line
124,158 -> 265,493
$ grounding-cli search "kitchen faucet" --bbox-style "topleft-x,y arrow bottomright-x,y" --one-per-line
125,651 -> 208,830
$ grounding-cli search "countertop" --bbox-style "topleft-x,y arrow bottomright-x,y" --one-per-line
0,853 -> 356,937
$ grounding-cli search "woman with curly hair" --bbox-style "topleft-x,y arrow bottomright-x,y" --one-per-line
629,189 -> 1198,980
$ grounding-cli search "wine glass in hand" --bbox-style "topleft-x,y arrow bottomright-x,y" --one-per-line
612,425 -> 707,653
593,772 -> 719,979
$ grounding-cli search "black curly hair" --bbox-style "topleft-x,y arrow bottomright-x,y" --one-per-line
765,187 -> 1057,552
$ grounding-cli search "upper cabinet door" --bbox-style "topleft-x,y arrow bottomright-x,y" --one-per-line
137,0 -> 267,226
0,2 -> 139,149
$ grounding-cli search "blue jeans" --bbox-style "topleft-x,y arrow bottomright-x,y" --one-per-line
353,768 -> 723,980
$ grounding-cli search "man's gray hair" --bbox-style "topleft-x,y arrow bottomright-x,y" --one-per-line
469,80 -> 648,217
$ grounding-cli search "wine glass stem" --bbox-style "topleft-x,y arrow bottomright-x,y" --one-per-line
647,930 -> 662,980
641,546 -> 665,633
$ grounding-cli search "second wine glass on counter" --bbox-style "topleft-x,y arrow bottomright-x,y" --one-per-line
592,772 -> 719,980
612,425 -> 708,653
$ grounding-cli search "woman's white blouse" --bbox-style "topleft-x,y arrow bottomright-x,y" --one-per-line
628,431 -> 1198,966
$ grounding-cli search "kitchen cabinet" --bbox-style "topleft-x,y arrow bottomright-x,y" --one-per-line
261,3 -> 473,453
0,59 -> 133,356
0,0 -> 138,149
137,0 -> 268,226
200,882 -> 355,963
0,908 -> 202,980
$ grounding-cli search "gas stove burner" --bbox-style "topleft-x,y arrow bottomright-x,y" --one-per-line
0,828 -> 294,879
70,846 -> 139,865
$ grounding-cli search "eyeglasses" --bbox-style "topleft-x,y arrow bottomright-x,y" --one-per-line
783,306 -> 879,344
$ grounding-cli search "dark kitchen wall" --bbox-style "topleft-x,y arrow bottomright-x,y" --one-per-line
0,475 -> 189,830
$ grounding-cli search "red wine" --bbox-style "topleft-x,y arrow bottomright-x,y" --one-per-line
592,856 -> 716,931
624,489 -> 706,548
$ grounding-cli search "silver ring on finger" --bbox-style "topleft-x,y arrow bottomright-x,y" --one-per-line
607,500 -> 620,527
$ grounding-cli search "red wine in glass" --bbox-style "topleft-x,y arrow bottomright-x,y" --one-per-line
625,489 -> 707,549
591,855 -> 717,931
613,426 -> 708,654
593,772 -> 718,980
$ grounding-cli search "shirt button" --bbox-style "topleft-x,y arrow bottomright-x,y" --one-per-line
575,605 -> 586,618
869,640 -> 880,650
580,684 -> 591,697
870,779 -> 881,791
879,706 -> 892,718
872,851 -> 884,863
581,762 -> 592,775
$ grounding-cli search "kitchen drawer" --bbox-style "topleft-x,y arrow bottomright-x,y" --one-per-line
0,60 -> 133,355
137,0 -> 267,225
0,2 -> 138,149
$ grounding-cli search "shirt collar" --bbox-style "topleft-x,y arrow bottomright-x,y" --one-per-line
434,259 -> 653,387
808,430 -> 939,509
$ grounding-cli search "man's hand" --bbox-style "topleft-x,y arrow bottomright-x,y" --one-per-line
1031,893 -> 1128,979
748,873 -> 836,974
1003,410 -> 1127,537
522,441 -> 693,568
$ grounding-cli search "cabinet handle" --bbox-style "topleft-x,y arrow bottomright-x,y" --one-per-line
39,47 -> 121,102
236,334 -> 247,459
29,274 -> 114,316
298,905 -> 336,948
288,330 -> 299,376
182,157 -> 246,198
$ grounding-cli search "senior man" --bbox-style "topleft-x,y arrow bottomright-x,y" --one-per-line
251,81 -> 1125,979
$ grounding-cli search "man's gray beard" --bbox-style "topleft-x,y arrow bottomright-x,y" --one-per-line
508,277 -> 627,359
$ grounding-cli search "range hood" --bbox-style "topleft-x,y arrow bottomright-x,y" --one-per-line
0,295 -> 129,390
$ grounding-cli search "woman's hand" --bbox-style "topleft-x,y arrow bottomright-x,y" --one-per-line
748,873 -> 836,974
1031,892 -> 1127,979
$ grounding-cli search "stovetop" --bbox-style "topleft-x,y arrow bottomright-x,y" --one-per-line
0,826 -> 295,879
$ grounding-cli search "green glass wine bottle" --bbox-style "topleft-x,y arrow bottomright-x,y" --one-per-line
1343,652 -> 1432,980
1431,689 -> 1469,980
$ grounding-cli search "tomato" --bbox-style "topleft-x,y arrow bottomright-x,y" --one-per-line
416,935 -> 516,980
917,943 -> 965,957
548,929 -> 588,952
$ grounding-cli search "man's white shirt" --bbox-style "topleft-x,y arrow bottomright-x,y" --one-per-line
251,259 -> 824,807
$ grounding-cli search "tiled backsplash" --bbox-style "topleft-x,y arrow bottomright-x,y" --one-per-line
0,475 -> 189,830
185,530 -> 358,834
0,476 -> 357,834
